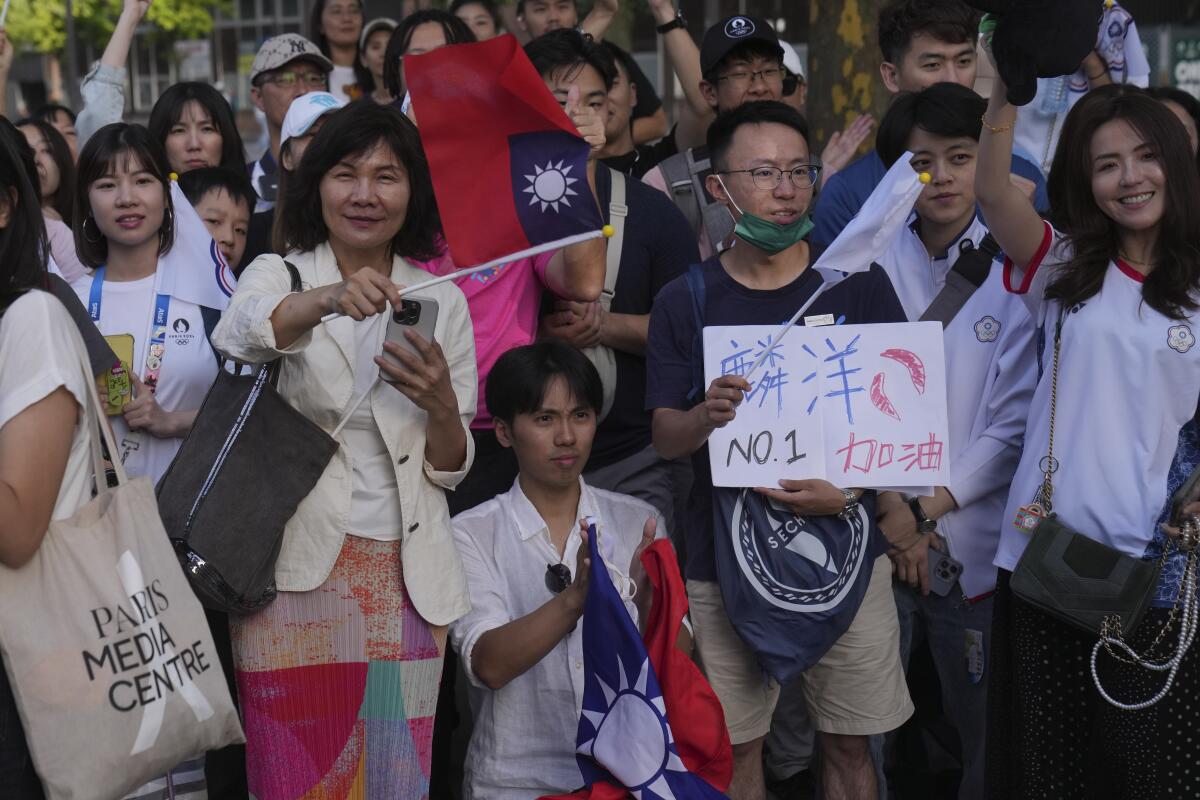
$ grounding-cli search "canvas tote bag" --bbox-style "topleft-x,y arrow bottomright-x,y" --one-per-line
0,341 -> 244,800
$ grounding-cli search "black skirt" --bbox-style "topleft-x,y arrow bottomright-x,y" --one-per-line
986,570 -> 1200,799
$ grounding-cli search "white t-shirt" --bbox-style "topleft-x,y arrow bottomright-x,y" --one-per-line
0,290 -> 93,520
995,222 -> 1200,579
71,270 -> 219,484
328,64 -> 358,104
344,313 -> 404,540
877,215 -> 1037,597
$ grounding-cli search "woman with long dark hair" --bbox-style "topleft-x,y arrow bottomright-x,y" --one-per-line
147,82 -> 246,176
451,0 -> 503,40
69,123 -> 222,484
213,102 -> 476,797
978,66 -> 1200,796
0,113 -> 94,800
16,118 -> 85,281
383,9 -> 476,101
309,0 -> 366,103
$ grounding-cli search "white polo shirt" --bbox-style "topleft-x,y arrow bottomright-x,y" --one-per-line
450,477 -> 666,800
877,214 -> 1038,597
995,222 -> 1200,584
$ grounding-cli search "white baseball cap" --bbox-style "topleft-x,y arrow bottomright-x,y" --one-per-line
280,91 -> 346,149
360,17 -> 398,50
781,42 -> 805,82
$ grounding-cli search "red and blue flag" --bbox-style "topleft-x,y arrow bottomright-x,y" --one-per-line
404,34 -> 605,270
542,524 -> 730,800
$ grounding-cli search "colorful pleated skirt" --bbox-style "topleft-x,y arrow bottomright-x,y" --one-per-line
231,536 -> 444,800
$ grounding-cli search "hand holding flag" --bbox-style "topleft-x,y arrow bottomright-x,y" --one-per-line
740,155 -> 929,384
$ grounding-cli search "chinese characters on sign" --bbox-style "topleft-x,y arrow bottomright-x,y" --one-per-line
703,322 -> 949,489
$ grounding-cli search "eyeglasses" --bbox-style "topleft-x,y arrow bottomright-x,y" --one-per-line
545,562 -> 571,594
716,67 -> 784,87
258,71 -> 328,89
720,165 -> 822,191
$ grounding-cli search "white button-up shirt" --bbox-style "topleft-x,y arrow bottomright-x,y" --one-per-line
450,478 -> 666,799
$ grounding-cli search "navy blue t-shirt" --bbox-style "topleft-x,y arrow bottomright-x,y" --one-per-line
587,165 -> 699,469
645,254 -> 907,581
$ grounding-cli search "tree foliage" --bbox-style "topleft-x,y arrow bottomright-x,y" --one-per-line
6,0 -> 229,54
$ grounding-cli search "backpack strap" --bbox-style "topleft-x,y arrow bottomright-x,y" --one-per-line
659,151 -> 703,236
918,233 -> 999,329
602,170 -> 628,310
684,262 -> 708,405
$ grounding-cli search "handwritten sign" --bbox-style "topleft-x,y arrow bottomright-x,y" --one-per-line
702,322 -> 949,489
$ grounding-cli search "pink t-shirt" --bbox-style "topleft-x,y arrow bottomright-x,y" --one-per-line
413,246 -> 556,429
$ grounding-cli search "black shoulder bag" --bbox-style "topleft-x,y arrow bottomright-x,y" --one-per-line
1010,309 -> 1200,709
155,262 -> 339,614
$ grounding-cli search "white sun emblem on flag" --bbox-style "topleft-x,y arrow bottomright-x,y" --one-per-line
523,160 -> 579,213
577,654 -> 690,799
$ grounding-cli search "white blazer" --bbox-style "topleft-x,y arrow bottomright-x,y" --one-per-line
212,243 -> 477,625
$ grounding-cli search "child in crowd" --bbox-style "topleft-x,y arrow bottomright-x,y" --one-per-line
178,167 -> 255,272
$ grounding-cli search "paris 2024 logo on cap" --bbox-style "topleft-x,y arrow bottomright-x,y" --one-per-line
725,16 -> 756,38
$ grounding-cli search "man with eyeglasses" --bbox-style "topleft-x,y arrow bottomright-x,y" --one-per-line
247,34 -> 333,212
449,339 -> 668,799
810,0 -> 1048,248
641,15 -> 788,261
646,101 -> 912,800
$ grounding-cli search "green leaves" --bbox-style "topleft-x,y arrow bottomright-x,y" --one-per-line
6,0 -> 230,55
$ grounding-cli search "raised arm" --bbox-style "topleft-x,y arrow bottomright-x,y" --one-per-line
975,75 -> 1047,271
75,0 -> 151,146
647,0 -> 713,150
544,87 -> 608,301
579,0 -> 618,42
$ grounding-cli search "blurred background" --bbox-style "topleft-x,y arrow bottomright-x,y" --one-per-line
4,0 -> 1192,171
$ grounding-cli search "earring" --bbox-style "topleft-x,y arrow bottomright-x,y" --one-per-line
82,214 -> 103,244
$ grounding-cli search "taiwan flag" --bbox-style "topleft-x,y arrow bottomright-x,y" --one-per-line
404,34 -> 605,270
541,524 -> 731,800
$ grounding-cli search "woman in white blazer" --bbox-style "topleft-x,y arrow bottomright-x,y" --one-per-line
212,102 -> 476,798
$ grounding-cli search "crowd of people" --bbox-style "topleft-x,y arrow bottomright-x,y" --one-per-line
2,0 -> 1200,799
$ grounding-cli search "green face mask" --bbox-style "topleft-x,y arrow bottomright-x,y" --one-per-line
717,176 -> 814,255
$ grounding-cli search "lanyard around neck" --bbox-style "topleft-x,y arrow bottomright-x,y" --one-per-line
88,265 -> 171,394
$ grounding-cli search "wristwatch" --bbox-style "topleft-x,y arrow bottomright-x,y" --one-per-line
908,497 -> 937,534
837,488 -> 860,521
656,12 -> 687,34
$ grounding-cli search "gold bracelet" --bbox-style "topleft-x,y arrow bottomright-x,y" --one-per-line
981,114 -> 1015,134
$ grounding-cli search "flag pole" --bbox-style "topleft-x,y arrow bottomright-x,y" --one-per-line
319,228 -> 606,324
739,280 -> 832,387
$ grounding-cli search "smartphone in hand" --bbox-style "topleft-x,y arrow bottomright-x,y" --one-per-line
380,295 -> 439,382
